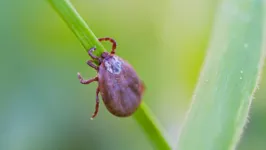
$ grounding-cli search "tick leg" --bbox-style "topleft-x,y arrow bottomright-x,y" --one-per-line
91,86 -> 100,119
88,47 -> 101,61
87,60 -> 99,70
98,37 -> 117,54
77,73 -> 98,84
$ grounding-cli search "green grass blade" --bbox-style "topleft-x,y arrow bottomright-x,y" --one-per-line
47,0 -> 171,149
177,0 -> 266,150
48,0 -> 105,56
134,103 -> 171,150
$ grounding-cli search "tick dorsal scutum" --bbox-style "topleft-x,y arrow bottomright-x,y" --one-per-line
104,56 -> 122,74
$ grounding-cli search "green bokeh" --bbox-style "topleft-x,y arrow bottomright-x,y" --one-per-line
0,0 -> 265,150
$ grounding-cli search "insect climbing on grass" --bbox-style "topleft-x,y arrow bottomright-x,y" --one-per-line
78,37 -> 145,119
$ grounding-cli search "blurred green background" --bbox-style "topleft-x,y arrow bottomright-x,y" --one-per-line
0,0 -> 265,150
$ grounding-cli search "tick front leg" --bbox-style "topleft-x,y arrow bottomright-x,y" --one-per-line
88,47 -> 102,62
98,37 -> 117,54
91,86 -> 100,119
77,72 -> 98,84
87,60 -> 99,70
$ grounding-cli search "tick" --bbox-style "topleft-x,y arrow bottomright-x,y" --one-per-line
78,37 -> 145,119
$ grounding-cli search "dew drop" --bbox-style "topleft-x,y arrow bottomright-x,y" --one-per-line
244,43 -> 248,48
240,77 -> 243,80
240,70 -> 243,74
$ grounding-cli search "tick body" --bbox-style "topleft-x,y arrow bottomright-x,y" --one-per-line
78,37 -> 144,119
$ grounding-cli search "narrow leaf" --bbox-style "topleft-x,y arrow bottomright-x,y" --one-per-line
177,0 -> 266,150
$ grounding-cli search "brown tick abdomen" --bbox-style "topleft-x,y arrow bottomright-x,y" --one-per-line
98,55 -> 144,117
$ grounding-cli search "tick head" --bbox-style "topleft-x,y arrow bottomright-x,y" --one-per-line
101,52 -> 109,59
